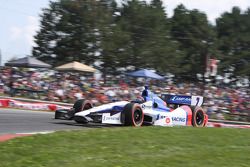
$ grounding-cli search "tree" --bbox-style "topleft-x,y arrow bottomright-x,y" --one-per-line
33,0 -> 104,66
32,1 -> 60,66
170,4 -> 217,80
94,0 -> 131,81
216,7 -> 250,76
115,0 -> 183,74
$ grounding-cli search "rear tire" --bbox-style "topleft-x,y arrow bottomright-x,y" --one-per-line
192,106 -> 205,127
122,103 -> 144,126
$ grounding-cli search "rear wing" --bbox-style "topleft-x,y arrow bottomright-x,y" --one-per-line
161,94 -> 204,107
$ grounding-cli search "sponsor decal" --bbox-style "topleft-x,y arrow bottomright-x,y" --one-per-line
156,114 -> 160,120
102,115 -> 120,121
191,96 -> 203,106
171,96 -> 191,103
165,117 -> 170,124
102,113 -> 121,124
172,117 -> 186,122
156,115 -> 171,124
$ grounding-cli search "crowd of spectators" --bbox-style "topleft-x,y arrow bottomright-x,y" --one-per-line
0,67 -> 249,121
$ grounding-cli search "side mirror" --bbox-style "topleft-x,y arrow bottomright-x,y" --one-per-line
153,102 -> 158,108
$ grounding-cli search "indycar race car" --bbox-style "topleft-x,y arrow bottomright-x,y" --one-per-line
55,86 -> 208,127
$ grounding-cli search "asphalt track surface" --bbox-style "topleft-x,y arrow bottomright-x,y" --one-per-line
0,108 -> 109,135
1,108 -> 249,135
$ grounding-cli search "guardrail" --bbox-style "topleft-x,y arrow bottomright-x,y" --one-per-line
0,97 -> 71,111
0,96 -> 73,106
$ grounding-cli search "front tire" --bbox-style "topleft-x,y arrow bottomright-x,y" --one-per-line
122,103 -> 144,126
73,99 -> 93,124
192,106 -> 205,127
73,99 -> 93,113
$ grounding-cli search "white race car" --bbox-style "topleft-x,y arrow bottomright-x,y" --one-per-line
55,87 -> 208,127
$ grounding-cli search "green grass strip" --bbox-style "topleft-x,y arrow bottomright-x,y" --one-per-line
0,127 -> 249,167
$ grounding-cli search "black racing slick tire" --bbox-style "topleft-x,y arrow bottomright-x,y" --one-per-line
191,106 -> 206,127
122,103 -> 144,126
73,99 -> 93,124
73,99 -> 93,113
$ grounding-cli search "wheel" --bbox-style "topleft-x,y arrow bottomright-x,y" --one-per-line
122,103 -> 144,126
73,99 -> 93,113
192,106 -> 205,127
73,99 -> 93,124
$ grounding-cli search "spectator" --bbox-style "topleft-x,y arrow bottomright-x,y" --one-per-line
0,67 -> 249,122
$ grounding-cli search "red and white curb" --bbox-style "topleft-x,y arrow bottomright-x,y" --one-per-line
207,122 -> 250,129
0,131 -> 55,142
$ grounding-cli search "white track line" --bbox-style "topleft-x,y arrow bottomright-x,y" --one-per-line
16,131 -> 55,135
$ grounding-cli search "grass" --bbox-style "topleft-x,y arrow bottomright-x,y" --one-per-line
0,127 -> 249,167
